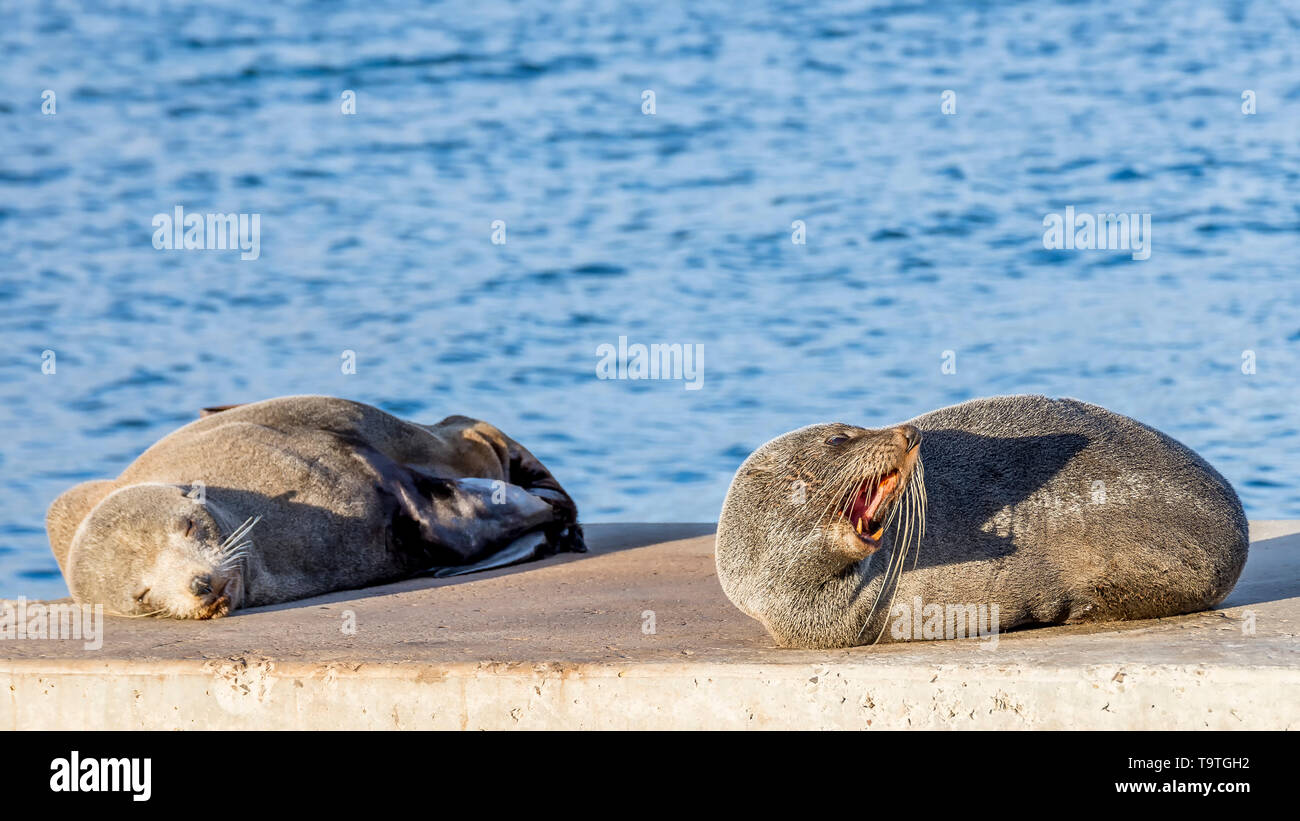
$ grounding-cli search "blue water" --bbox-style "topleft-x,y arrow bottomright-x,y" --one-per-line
2,0 -> 1298,598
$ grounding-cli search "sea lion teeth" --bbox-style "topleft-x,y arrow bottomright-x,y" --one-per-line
715,396 -> 1249,649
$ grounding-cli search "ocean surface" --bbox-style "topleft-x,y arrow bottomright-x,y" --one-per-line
2,0 -> 1298,598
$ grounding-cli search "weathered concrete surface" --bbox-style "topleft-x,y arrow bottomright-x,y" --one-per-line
2,521 -> 1297,730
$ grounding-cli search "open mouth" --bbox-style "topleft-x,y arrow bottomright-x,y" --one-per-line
846,469 -> 901,550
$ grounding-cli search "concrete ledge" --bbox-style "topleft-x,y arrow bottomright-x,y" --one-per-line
3,522 -> 1298,730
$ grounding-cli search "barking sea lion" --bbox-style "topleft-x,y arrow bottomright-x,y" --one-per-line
46,396 -> 584,619
716,395 -> 1249,648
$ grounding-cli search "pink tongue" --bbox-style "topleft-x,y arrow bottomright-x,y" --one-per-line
862,488 -> 886,522
862,473 -> 900,522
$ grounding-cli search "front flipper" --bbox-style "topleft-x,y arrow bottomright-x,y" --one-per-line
431,530 -> 550,577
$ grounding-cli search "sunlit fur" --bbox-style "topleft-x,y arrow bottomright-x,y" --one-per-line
717,422 -> 925,648
46,396 -> 584,619
56,484 -> 257,619
716,395 -> 1249,649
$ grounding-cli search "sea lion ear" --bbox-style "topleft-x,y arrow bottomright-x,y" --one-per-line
46,480 -> 115,577
199,403 -> 245,418
741,451 -> 776,477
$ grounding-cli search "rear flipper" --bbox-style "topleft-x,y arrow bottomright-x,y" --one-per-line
421,479 -> 585,576
424,414 -> 585,553
525,486 -> 587,554
437,476 -> 583,560
355,432 -> 584,577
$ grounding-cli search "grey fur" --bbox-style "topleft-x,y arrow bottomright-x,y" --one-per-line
715,395 -> 1249,648
46,396 -> 584,618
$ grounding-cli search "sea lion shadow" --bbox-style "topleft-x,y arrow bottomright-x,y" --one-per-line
907,429 -> 1090,571
1219,531 -> 1300,608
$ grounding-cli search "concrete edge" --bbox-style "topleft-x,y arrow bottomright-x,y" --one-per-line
6,657 -> 1298,730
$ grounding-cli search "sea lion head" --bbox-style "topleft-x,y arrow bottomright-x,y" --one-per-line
727,422 -> 924,554
66,484 -> 258,619
716,422 -> 926,647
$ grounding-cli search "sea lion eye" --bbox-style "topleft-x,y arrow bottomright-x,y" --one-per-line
133,586 -> 150,603
825,434 -> 850,446
181,519 -> 196,539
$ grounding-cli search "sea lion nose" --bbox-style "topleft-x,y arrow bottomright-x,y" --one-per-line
898,425 -> 922,452
190,574 -> 212,596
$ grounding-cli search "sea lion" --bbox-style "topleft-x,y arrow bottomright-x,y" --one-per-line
46,396 -> 584,619
715,395 -> 1249,648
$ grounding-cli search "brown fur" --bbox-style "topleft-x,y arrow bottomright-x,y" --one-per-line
47,396 -> 582,618
716,395 -> 1249,648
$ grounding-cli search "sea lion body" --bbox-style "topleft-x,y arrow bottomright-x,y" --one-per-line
47,396 -> 583,618
716,395 -> 1249,648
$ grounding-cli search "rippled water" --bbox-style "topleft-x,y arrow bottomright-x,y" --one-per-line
2,1 -> 1298,597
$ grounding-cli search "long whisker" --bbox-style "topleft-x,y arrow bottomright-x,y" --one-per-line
812,456 -> 861,527
775,447 -> 877,593
220,515 -> 261,552
877,481 -> 915,643
807,451 -> 869,540
911,460 -> 927,570
854,452 -> 925,646
111,607 -> 168,619
871,470 -> 920,645
856,477 -> 910,644
219,542 -> 253,568
219,554 -> 249,570
873,454 -> 925,641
